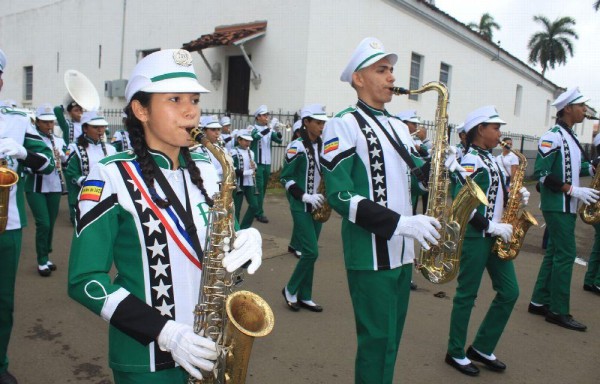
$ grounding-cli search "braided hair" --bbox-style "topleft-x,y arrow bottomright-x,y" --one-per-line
76,125 -> 89,148
124,91 -> 214,208
300,116 -> 323,159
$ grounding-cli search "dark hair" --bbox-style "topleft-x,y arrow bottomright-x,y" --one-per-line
124,91 -> 213,208
464,123 -> 485,153
299,116 -> 323,159
67,101 -> 81,112
502,137 -> 512,142
76,126 -> 89,148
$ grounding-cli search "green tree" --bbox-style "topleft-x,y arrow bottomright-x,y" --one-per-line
594,0 -> 600,11
467,13 -> 501,40
528,15 -> 578,79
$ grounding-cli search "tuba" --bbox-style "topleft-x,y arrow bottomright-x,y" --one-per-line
391,82 -> 488,284
188,127 -> 274,384
0,159 -> 19,233
493,141 -> 538,259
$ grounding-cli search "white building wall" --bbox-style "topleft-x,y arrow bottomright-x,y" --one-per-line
0,0 -> 570,139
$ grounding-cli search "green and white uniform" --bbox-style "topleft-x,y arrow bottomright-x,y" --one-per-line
111,130 -> 131,152
320,101 -> 426,384
68,150 -> 218,374
280,136 -> 323,301
584,223 -> 600,289
250,124 -> 282,217
531,122 -> 593,315
447,146 -> 519,359
24,131 -> 67,267
0,108 -> 54,375
231,147 -> 259,229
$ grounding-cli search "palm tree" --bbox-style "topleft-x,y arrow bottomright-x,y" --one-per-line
528,15 -> 578,80
467,13 -> 501,41
595,0 -> 600,11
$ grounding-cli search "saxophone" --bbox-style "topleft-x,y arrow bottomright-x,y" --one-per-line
579,166 -> 600,224
0,159 -> 19,233
188,127 -> 274,384
493,141 -> 538,260
391,82 -> 488,284
311,178 -> 331,223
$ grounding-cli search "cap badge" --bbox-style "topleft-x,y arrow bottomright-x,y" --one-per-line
369,41 -> 381,49
173,49 -> 193,67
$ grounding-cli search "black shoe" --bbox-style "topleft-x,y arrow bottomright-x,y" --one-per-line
444,354 -> 479,376
410,281 -> 418,291
528,303 -> 549,316
37,266 -> 51,277
0,371 -> 18,384
282,288 -> 300,311
583,284 -> 600,295
545,312 -> 587,331
256,216 -> 269,223
287,246 -> 301,259
46,261 -> 57,271
299,301 -> 323,312
466,346 -> 506,371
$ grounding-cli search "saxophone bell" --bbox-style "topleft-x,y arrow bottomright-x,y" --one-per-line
0,159 -> 19,233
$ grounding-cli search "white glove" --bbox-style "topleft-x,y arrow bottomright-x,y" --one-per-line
242,169 -> 254,176
444,146 -> 465,173
157,320 -> 217,380
301,193 -> 325,209
518,186 -> 530,206
76,176 -> 86,187
0,137 -> 27,160
486,221 -> 513,243
394,215 -> 441,251
222,227 -> 262,274
568,186 -> 600,205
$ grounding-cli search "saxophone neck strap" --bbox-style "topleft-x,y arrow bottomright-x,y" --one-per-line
150,159 -> 204,262
355,101 -> 427,184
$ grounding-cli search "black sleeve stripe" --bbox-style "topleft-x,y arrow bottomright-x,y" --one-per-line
321,147 -> 355,171
110,294 -> 169,345
284,153 -> 301,164
355,199 -> 400,240
538,147 -> 560,158
22,151 -> 48,170
260,128 -> 270,135
75,194 -> 118,235
25,132 -> 44,141
543,174 -> 566,192
224,137 -> 232,143
470,212 -> 489,231
288,183 -> 305,200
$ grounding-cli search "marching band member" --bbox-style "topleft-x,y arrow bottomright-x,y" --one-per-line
25,104 -> 67,277
194,115 -> 223,182
287,119 -> 303,259
219,115 -> 235,151
281,104 -> 328,312
529,87 -> 599,331
231,131 -> 259,229
0,48 -> 55,384
64,100 -> 83,145
250,105 -> 283,223
68,49 -> 262,383
495,137 -> 519,189
320,37 -> 452,384
111,112 -> 131,152
455,123 -> 467,161
64,111 -> 116,225
446,106 -> 528,376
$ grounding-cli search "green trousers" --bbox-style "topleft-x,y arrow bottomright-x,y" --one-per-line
347,264 -> 412,384
0,229 -> 22,374
447,236 -> 519,358
254,163 -> 270,217
113,366 -> 188,384
531,212 -> 577,315
285,211 -> 322,300
289,227 -> 300,251
584,223 -> 600,287
25,192 -> 61,266
233,186 -> 259,229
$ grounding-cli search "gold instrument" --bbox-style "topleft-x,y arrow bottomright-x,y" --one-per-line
48,131 -> 68,194
0,159 -> 19,233
188,127 -> 274,384
311,178 -> 331,223
493,141 -> 538,259
248,150 -> 259,196
579,166 -> 600,224
391,83 -> 488,284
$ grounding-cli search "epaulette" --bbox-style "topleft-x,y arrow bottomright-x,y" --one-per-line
468,148 -> 478,155
549,126 -> 561,133
190,152 -> 211,164
0,107 -> 27,117
335,106 -> 357,118
100,150 -> 136,165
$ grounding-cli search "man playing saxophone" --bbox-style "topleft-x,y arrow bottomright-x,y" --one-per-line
0,48 -> 56,384
320,37 -> 462,384
280,104 -> 328,312
445,106 -> 530,376
528,87 -> 599,331
24,104 -> 68,277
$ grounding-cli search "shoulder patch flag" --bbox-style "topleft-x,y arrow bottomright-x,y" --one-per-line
541,140 -> 553,148
80,180 -> 105,202
324,138 -> 339,154
287,147 -> 298,156
463,163 -> 475,173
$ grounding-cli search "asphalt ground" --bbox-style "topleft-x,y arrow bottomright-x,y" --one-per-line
8,178 -> 600,383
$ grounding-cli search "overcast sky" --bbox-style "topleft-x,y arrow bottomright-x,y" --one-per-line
434,0 -> 600,112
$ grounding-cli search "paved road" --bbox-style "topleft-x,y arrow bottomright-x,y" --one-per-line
8,182 -> 600,383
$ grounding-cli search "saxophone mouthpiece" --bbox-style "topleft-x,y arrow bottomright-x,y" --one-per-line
390,87 -> 410,96
586,114 -> 600,121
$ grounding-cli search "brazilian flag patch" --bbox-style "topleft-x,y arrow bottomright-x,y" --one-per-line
80,180 -> 105,202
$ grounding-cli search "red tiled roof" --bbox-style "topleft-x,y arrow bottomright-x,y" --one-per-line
182,21 -> 267,52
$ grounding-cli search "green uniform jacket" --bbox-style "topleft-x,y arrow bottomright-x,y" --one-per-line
250,124 -> 282,165
280,137 -> 322,213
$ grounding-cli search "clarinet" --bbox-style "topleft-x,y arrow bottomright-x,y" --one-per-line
48,132 -> 68,194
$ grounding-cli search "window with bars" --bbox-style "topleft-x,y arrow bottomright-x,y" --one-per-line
439,62 -> 451,89
23,66 -> 33,101
409,53 -> 423,101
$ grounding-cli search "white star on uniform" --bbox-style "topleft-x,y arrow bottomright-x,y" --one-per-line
363,126 -> 374,134
155,299 -> 174,317
127,179 -> 138,192
151,259 -> 170,278
377,199 -> 387,206
143,217 -> 162,236
375,186 -> 386,197
147,239 -> 166,258
489,191 -> 497,200
152,279 -> 171,299
370,148 -> 381,158
372,161 -> 383,171
373,174 -> 385,184
367,136 -> 378,145
135,197 -> 151,213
